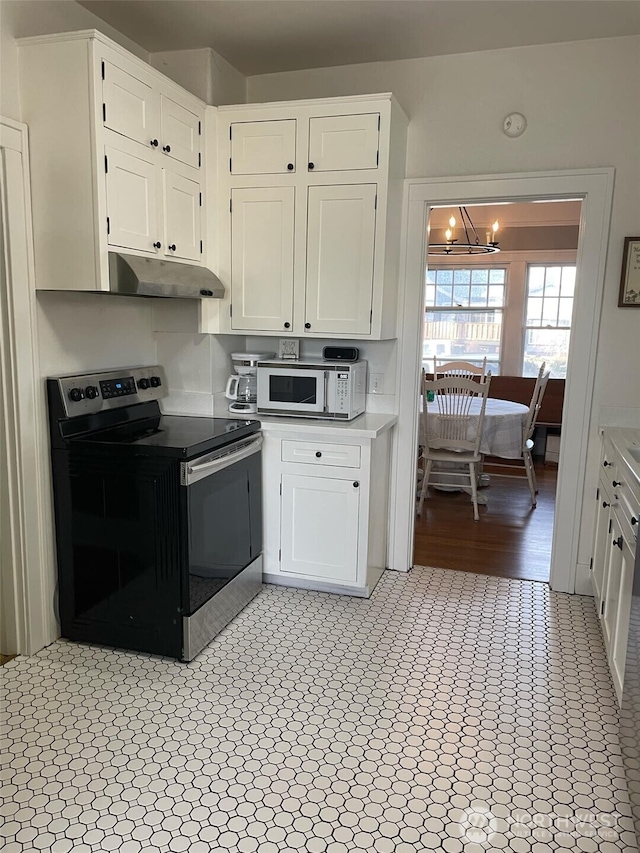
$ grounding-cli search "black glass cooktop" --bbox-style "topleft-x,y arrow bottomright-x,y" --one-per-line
76,415 -> 260,458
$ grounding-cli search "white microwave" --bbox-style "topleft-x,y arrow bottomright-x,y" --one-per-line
257,360 -> 367,420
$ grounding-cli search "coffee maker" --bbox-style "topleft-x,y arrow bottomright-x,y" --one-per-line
225,352 -> 275,414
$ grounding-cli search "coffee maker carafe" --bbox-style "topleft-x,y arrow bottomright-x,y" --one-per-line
225,352 -> 275,414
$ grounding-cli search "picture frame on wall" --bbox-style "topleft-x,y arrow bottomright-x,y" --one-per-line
618,236 -> 640,307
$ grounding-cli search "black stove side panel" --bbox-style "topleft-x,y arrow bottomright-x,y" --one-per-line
51,446 -> 185,658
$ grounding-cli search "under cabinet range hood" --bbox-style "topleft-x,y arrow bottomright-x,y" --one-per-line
108,252 -> 225,299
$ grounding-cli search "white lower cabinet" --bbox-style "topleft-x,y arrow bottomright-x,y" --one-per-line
262,422 -> 394,597
590,428 -> 640,704
280,473 -> 360,582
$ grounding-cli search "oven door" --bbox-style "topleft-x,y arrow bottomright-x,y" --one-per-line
257,366 -> 327,414
181,434 -> 262,618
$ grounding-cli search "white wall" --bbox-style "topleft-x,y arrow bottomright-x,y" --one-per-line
150,47 -> 246,105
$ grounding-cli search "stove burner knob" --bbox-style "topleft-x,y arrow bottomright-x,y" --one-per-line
85,386 -> 99,400
69,387 -> 84,402
138,378 -> 150,390
150,376 -> 162,388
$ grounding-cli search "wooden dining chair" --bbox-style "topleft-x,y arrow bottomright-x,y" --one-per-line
418,374 -> 492,521
523,363 -> 551,507
433,356 -> 488,383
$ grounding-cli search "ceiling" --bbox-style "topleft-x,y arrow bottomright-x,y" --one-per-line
79,0 -> 640,76
429,201 -> 582,230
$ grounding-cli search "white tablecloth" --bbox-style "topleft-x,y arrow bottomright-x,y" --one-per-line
421,397 -> 529,459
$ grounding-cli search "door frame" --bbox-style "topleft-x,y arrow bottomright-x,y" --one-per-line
0,116 -> 57,655
388,168 -> 614,593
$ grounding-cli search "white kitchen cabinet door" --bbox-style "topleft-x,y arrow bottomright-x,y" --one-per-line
305,184 -> 376,336
230,187 -> 295,331
230,120 -> 296,175
105,146 -> 159,253
308,113 -> 379,172
610,526 -> 634,702
161,95 -> 201,170
591,478 -> 612,605
280,474 -> 359,583
163,171 -> 201,262
102,61 -> 158,148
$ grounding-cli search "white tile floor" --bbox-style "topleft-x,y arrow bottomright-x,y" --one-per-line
1,566 -> 637,853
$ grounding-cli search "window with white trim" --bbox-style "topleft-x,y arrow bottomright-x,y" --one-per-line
523,264 -> 575,378
424,267 -> 506,374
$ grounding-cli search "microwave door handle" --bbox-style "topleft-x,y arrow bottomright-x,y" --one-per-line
182,435 -> 263,486
323,371 -> 329,412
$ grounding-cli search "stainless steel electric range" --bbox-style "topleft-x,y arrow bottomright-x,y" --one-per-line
47,365 -> 263,661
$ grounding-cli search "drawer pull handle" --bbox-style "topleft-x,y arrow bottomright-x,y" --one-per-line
602,501 -> 610,508
613,535 -> 623,550
612,480 -> 621,487
315,451 -> 322,458
632,516 -> 638,526
353,481 -> 359,488
150,138 -> 159,147
169,244 -> 176,251
603,460 -> 611,467
163,144 -> 171,153
153,241 -> 161,249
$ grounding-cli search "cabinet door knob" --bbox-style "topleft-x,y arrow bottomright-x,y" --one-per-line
284,322 -> 291,329
613,535 -> 623,550
153,241 -> 161,249
308,162 -> 314,170
632,516 -> 638,526
315,451 -> 322,458
163,144 -> 171,153
612,480 -> 621,487
287,163 -> 294,171
304,323 -> 311,329
603,460 -> 611,467
150,138 -> 159,147
602,501 -> 610,508
353,481 -> 359,488
168,244 -> 176,251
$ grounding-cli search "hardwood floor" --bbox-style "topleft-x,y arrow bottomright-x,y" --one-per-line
413,460 -> 557,583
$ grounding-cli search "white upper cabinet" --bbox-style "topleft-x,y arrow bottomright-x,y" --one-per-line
230,186 -> 295,331
305,184 -> 376,336
105,146 -> 159,253
163,171 -> 202,262
161,95 -> 201,169
212,95 -> 408,339
18,30 -> 208,293
102,61 -> 158,148
308,113 -> 380,172
230,119 -> 297,175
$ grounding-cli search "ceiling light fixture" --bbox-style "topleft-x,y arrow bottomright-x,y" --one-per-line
428,206 -> 500,255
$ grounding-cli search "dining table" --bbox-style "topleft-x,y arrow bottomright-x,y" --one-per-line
418,396 -> 530,499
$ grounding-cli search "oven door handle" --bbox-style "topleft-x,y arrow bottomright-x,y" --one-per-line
181,434 -> 263,486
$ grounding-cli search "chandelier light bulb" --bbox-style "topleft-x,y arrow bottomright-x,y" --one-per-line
445,228 -> 453,242
449,216 -> 456,229
492,220 -> 499,236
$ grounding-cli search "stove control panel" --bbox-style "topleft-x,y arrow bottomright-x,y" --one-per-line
56,366 -> 167,417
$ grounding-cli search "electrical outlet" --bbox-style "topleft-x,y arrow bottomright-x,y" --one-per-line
368,372 -> 383,394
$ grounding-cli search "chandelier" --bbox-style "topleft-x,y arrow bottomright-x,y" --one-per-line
428,206 -> 500,255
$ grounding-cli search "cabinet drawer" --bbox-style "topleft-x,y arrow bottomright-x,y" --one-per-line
281,440 -> 361,468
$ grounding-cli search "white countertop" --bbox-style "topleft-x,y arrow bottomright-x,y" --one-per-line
223,407 -> 397,439
602,427 -> 640,487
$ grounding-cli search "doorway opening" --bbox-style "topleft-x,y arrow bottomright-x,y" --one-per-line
388,169 -> 614,595
413,199 -> 581,583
